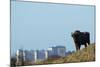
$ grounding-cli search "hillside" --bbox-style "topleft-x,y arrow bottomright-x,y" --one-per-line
35,43 -> 95,64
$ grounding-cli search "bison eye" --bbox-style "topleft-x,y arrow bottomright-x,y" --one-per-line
72,34 -> 75,37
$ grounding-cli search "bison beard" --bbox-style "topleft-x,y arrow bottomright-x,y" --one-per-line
71,30 -> 90,51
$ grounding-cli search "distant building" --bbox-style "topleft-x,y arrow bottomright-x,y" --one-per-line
65,51 -> 75,56
16,49 -> 24,65
65,51 -> 72,56
16,46 -> 66,64
23,50 -> 38,63
47,46 -> 66,58
24,50 -> 33,62
36,50 -> 48,61
16,49 -> 48,63
55,46 -> 66,57
47,48 -> 54,58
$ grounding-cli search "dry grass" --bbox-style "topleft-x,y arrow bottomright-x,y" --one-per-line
35,43 -> 95,65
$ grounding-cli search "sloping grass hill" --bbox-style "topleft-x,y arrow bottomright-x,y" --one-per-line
35,43 -> 95,64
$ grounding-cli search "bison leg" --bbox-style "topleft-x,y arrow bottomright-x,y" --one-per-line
79,45 -> 81,50
88,40 -> 90,45
85,43 -> 87,48
87,37 -> 90,45
75,43 -> 80,51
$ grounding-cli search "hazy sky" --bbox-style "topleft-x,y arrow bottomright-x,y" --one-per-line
11,1 -> 95,55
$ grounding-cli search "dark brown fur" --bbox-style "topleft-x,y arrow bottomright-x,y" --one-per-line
71,30 -> 90,51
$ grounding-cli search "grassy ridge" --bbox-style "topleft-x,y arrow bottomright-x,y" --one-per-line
63,43 -> 95,63
35,43 -> 95,64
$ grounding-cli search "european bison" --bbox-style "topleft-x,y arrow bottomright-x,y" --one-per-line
71,30 -> 90,51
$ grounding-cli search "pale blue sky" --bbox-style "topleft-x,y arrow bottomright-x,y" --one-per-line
11,1 -> 95,55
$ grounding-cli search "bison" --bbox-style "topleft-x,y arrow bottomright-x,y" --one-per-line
71,30 -> 90,51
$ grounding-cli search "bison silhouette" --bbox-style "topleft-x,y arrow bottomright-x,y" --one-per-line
71,30 -> 90,51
